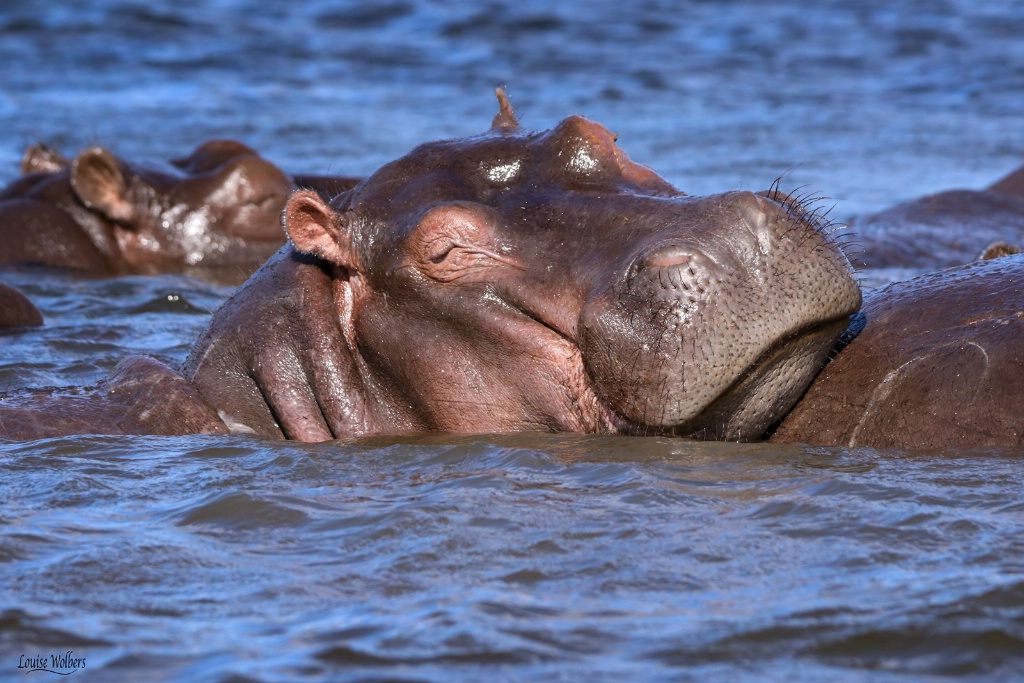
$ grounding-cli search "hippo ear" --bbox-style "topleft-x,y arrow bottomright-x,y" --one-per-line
978,241 -> 1021,261
21,143 -> 69,174
70,147 -> 135,224
284,190 -> 359,271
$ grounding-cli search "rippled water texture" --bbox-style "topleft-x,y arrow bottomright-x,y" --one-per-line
3,435 -> 1023,681
2,1 -> 1024,681
2,0 -> 1023,215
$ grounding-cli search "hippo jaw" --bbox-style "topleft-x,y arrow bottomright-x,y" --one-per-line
578,310 -> 858,441
654,319 -> 852,440
576,192 -> 862,440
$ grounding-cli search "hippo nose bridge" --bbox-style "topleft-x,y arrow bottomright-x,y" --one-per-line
722,190 -> 779,252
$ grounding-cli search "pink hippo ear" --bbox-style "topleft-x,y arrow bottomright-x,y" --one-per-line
283,190 -> 360,271
70,147 -> 135,224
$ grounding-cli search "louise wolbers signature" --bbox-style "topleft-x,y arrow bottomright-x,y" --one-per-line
18,651 -> 86,675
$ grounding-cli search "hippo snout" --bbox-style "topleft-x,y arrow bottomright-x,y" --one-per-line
579,189 -> 861,438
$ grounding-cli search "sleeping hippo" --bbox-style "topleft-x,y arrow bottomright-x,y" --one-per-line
0,140 -> 361,277
851,164 -> 1024,270
0,92 -> 863,441
0,283 -> 42,329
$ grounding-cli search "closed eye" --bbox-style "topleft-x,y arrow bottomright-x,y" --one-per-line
418,238 -> 524,282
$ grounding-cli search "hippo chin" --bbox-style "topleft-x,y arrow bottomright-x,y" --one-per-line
0,140 -> 295,276
182,91 -> 862,441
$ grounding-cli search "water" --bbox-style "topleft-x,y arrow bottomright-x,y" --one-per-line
3,435 -> 1022,681
2,1 -> 1023,680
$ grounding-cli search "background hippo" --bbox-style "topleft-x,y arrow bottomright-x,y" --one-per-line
0,356 -> 227,440
850,164 -> 1024,270
0,282 -> 42,329
0,140 -> 302,277
772,253 -> 1024,450
0,95 -> 862,442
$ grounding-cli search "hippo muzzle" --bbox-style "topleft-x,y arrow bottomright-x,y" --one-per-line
578,191 -> 862,439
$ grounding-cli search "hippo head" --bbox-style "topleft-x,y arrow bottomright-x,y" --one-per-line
63,140 -> 291,269
282,92 -> 862,440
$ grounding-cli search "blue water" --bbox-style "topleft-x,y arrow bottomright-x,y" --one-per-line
2,0 -> 1023,216
1,1 -> 1023,681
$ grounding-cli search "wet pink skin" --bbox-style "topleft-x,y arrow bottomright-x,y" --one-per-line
183,98 -> 861,442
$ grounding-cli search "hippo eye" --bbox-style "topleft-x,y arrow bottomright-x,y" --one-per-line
410,204 -> 525,282
425,236 -> 456,264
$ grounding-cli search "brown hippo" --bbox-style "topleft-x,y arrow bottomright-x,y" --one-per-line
0,140 -> 359,277
0,92 -> 862,442
771,253 -> 1024,450
0,282 -> 42,329
851,164 -> 1024,270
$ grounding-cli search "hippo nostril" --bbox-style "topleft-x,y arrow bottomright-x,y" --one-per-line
742,194 -> 770,234
721,190 -> 769,231
642,245 -> 696,269
632,246 -> 715,296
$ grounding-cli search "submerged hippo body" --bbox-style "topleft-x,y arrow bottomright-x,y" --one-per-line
182,94 -> 862,441
0,140 -> 294,275
771,254 -> 1024,450
0,283 -> 42,329
0,357 -> 227,439
852,165 -> 1024,270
